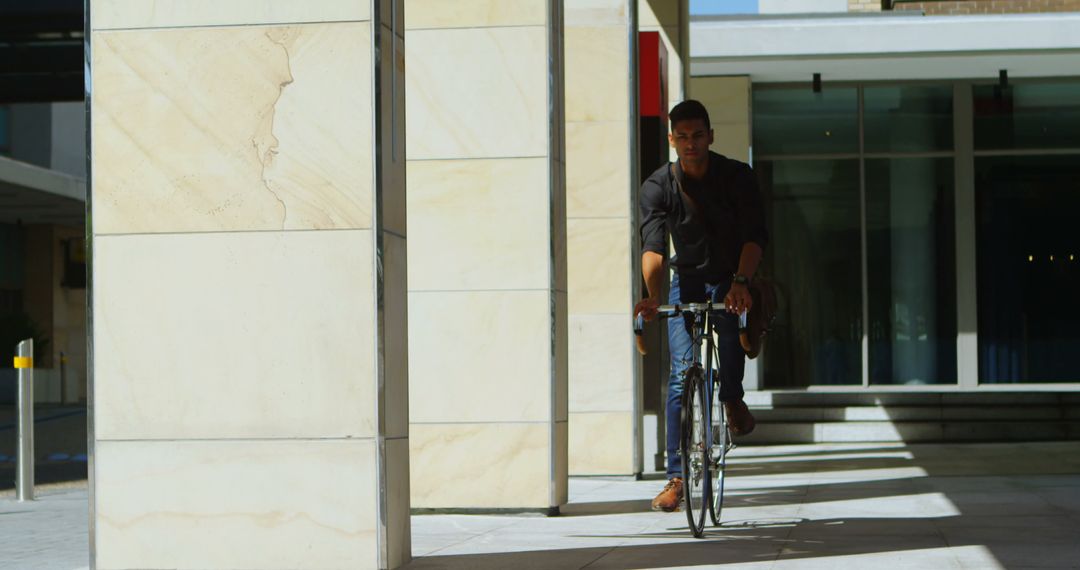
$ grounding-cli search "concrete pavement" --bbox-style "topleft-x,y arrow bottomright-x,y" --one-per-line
407,441 -> 1080,569
0,483 -> 88,570
3,442 -> 1080,569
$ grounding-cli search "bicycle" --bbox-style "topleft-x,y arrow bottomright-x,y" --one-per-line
635,301 -> 744,538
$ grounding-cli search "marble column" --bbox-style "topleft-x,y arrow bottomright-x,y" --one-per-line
89,1 -> 408,568
565,0 -> 641,476
405,1 -> 567,510
690,76 -> 752,163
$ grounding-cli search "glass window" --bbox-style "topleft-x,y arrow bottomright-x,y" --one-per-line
866,158 -> 957,385
757,159 -> 863,386
976,155 -> 1080,383
864,85 -> 953,153
0,222 -> 26,290
974,81 -> 1080,150
0,106 -> 10,156
753,88 -> 858,156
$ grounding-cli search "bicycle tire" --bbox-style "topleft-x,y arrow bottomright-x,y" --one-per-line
680,365 -> 710,538
709,379 -> 729,527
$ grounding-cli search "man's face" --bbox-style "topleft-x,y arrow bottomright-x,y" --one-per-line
668,119 -> 713,163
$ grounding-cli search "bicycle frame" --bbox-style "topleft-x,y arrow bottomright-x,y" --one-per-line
634,301 -> 747,389
635,301 -> 745,536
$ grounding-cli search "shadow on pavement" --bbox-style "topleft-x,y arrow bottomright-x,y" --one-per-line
407,442 -> 1080,569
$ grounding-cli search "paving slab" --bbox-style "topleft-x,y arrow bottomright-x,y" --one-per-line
4,442 -> 1080,570
0,483 -> 88,570
406,442 -> 1080,570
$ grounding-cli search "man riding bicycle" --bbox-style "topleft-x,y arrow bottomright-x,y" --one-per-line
633,100 -> 768,512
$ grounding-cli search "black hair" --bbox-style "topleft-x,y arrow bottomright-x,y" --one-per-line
669,99 -> 711,131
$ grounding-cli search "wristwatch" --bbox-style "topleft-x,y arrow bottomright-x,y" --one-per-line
732,274 -> 750,286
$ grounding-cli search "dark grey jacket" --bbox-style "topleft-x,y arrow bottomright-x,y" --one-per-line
639,151 -> 768,281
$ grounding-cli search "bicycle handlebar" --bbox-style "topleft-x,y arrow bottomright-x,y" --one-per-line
633,302 -> 746,337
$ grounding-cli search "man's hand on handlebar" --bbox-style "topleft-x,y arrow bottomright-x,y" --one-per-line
724,283 -> 753,314
634,297 -> 660,322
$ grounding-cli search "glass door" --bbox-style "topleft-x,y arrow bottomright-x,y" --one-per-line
752,83 -> 958,387
972,80 -> 1080,383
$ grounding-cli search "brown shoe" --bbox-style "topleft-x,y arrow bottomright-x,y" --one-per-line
725,399 -> 756,436
651,477 -> 683,512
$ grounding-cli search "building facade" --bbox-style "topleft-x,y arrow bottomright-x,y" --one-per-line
0,102 -> 87,406
691,3 -> 1080,392
56,0 -> 1080,568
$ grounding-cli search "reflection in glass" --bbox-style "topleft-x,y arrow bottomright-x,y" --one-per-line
753,88 -> 858,156
866,158 -> 957,384
974,81 -> 1080,150
0,106 -> 10,156
976,155 -> 1080,383
757,159 -> 862,386
864,85 -> 953,153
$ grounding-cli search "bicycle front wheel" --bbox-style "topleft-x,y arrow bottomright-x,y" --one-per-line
709,380 -> 729,526
680,366 -> 710,538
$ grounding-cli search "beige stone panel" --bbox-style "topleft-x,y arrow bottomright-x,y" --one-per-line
383,232 -> 409,439
691,76 -> 751,162
567,218 -> 632,314
95,439 -> 377,569
94,230 -> 376,440
404,0 -> 546,30
566,0 -> 629,27
639,0 -> 679,29
407,158 -> 551,291
712,126 -> 751,163
566,27 -> 630,123
691,76 -> 750,125
385,437 -> 412,569
92,24 -> 372,234
566,121 -> 631,219
569,314 -> 634,412
407,27 -> 548,160
92,0 -> 370,30
408,290 -> 552,424
569,411 -> 635,475
411,423 -> 551,508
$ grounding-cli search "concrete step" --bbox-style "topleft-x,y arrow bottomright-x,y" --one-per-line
737,390 -> 1080,444
740,420 -> 1080,444
743,391 -> 1077,408
750,405 -> 1068,422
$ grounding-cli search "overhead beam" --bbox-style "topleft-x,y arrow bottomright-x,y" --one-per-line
0,74 -> 84,103
0,0 -> 82,39
0,43 -> 82,74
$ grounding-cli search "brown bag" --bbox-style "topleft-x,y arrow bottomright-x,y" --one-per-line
739,278 -> 778,359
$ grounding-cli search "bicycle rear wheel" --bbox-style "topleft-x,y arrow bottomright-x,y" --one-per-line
709,379 -> 729,526
680,365 -> 710,538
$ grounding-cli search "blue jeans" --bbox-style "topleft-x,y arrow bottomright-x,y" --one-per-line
666,271 -> 747,479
